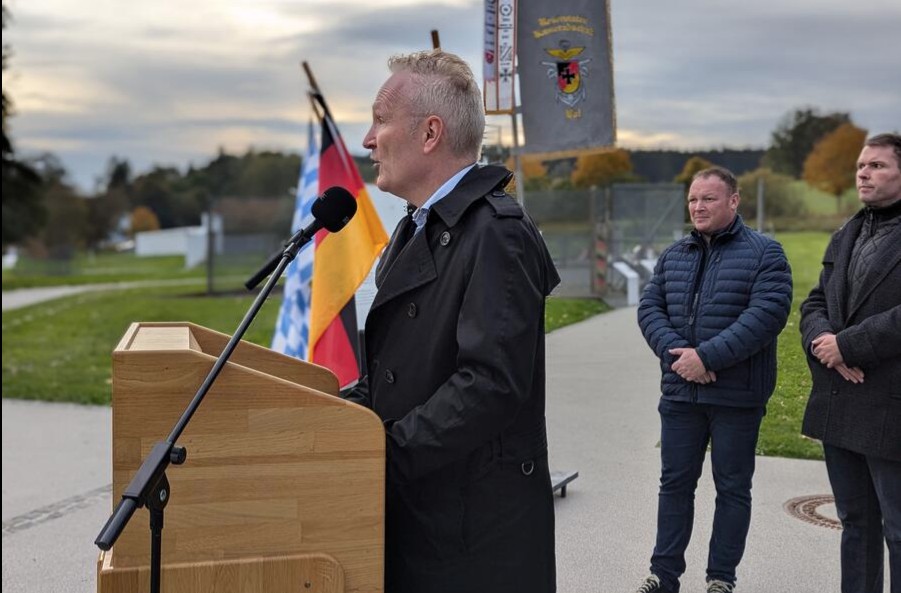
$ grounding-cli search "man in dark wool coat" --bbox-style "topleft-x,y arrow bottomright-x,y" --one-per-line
801,132 -> 901,593
346,49 -> 559,593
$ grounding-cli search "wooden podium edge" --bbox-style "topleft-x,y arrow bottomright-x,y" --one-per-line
98,549 -> 346,592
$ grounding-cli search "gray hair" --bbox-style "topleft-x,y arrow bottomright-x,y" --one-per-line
692,166 -> 738,195
388,50 -> 485,160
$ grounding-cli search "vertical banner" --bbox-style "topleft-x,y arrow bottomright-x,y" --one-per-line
517,0 -> 616,153
483,0 -> 498,112
484,0 -> 516,114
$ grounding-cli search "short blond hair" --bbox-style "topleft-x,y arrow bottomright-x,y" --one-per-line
388,50 -> 485,160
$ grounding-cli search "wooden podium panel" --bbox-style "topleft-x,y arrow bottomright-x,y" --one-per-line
97,322 -> 384,593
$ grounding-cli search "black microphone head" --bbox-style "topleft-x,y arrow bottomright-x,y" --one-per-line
311,186 -> 357,232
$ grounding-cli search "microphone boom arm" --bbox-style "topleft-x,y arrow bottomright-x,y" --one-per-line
244,222 -> 322,291
96,234 -> 309,553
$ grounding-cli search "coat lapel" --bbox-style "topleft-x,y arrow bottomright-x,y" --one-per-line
371,219 -> 437,312
375,215 -> 413,289
369,165 -> 511,313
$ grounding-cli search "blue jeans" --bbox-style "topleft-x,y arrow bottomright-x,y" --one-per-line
650,399 -> 764,592
824,444 -> 901,593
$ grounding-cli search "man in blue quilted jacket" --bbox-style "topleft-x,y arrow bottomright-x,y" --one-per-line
633,166 -> 793,593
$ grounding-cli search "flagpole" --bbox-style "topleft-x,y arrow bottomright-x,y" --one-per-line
511,108 -> 525,208
301,62 -> 358,187
301,61 -> 322,101
291,60 -> 389,387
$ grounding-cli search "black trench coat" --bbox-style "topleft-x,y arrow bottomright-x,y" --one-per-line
348,165 -> 560,593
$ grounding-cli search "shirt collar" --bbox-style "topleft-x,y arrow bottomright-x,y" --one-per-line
412,163 -> 476,230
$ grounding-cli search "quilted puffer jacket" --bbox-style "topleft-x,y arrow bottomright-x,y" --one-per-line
638,215 -> 793,407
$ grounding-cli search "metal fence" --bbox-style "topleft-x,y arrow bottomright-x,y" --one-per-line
525,183 -> 686,302
32,182 -> 684,307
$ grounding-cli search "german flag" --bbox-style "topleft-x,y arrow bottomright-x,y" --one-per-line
273,97 -> 387,388
309,107 -> 387,386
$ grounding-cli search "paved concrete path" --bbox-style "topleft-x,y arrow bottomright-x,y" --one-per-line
2,305 -> 858,592
2,278 -> 215,312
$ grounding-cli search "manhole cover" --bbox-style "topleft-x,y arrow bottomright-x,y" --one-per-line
784,495 -> 841,530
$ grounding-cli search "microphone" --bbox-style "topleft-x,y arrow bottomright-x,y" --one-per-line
244,187 -> 357,290
308,186 -> 358,233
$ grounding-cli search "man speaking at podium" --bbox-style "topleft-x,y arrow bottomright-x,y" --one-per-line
345,49 -> 559,593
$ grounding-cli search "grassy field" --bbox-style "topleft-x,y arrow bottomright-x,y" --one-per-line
788,180 -> 858,216
1,289 -> 608,405
757,231 -> 831,460
1,251 -> 263,290
1,232 -> 830,459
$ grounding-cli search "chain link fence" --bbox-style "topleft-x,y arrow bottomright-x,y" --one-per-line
525,183 -> 685,303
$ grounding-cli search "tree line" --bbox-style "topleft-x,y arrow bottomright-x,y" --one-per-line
509,106 -> 874,224
0,107 -> 871,257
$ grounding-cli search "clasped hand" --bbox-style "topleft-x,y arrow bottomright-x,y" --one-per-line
668,347 -> 716,384
811,333 -> 864,384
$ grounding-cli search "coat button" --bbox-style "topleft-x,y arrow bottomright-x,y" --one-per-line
384,370 -> 395,384
521,460 -> 535,476
407,303 -> 417,318
440,231 -> 451,246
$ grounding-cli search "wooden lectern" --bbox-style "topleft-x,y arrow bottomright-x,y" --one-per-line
97,322 -> 385,593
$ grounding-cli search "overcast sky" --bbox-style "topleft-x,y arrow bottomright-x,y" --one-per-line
4,0 -> 900,191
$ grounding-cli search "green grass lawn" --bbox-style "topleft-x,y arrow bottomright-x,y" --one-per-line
1,285 -> 284,404
757,231 -> 831,460
1,252 -> 264,290
1,290 -> 608,405
789,180 -> 858,217
1,231 -> 830,459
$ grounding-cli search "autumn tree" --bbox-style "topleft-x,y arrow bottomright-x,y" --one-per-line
737,168 -> 806,221
763,107 -> 850,178
26,154 -> 88,259
674,156 -> 715,188
130,205 -> 161,235
570,148 -> 634,188
504,154 -> 550,192
803,122 -> 867,214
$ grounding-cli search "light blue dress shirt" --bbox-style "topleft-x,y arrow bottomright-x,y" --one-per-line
412,164 -> 476,233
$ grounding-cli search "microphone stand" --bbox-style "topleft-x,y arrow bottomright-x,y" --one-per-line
94,225 -> 319,593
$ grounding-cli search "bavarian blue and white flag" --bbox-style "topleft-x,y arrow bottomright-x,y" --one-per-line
271,120 -> 320,359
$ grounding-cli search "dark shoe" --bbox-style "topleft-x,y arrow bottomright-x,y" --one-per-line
634,574 -> 674,593
706,580 -> 734,593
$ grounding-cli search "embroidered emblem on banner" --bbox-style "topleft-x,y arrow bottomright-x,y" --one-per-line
542,40 -> 590,108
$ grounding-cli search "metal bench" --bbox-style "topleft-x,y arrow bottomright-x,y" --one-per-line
551,470 -> 579,498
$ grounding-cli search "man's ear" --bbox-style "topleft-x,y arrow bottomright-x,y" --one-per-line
730,193 -> 740,210
422,115 -> 444,154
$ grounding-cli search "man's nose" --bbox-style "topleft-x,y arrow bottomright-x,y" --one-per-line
363,128 -> 376,150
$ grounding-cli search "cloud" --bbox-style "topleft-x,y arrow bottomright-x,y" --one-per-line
4,0 -> 900,190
